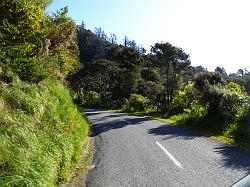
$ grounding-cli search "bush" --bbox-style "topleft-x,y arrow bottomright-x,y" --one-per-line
168,82 -> 196,115
123,94 -> 150,112
194,72 -> 225,90
0,0 -> 48,58
197,82 -> 249,122
9,57 -> 49,83
168,91 -> 188,115
76,89 -> 102,108
137,80 -> 164,107
219,89 -> 249,121
193,73 -> 249,121
0,79 -> 89,186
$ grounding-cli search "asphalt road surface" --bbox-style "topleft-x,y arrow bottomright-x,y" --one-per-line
84,109 -> 250,187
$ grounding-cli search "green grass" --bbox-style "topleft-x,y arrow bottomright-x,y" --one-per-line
0,78 -> 89,186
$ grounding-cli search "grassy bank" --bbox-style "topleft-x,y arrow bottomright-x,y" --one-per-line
0,79 -> 89,186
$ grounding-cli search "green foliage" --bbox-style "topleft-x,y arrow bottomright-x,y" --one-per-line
141,68 -> 161,83
0,0 -> 48,58
76,90 -> 102,108
46,7 -> 78,55
218,88 -> 249,121
196,81 -> 248,121
226,82 -> 243,93
0,79 -> 89,186
8,57 -> 49,83
0,1 -> 79,82
150,42 -> 191,107
49,49 -> 79,79
246,78 -> 250,95
193,72 -> 247,119
224,110 -> 250,143
168,91 -> 190,116
137,80 -> 164,108
69,45 -> 142,108
74,20 -> 250,147
123,94 -> 150,112
194,72 -> 225,90
68,60 -> 123,107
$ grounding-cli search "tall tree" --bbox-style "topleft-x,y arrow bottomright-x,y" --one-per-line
151,42 -> 190,108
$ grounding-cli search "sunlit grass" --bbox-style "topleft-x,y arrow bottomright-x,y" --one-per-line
0,78 -> 89,186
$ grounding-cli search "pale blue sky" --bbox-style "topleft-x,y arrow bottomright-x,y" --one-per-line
47,0 -> 250,73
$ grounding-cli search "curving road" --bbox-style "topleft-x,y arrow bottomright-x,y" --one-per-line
84,109 -> 250,187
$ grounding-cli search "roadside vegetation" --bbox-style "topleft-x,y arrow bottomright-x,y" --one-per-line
69,24 -> 250,148
0,0 -> 90,186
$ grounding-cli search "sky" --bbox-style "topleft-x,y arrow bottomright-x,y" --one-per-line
47,0 -> 250,73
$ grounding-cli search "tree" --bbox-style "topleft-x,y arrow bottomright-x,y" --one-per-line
137,80 -> 164,110
114,47 -> 141,100
193,72 -> 241,116
68,60 -> 122,107
109,33 -> 117,44
237,69 -> 244,76
194,72 -> 225,90
215,66 -> 227,76
0,0 -> 49,58
0,1 -> 79,81
94,27 -> 103,38
141,67 -> 161,83
150,42 -> 191,109
124,36 -> 129,47
137,44 -> 146,55
127,40 -> 137,49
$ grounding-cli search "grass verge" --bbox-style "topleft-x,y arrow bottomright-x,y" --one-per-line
59,137 -> 94,187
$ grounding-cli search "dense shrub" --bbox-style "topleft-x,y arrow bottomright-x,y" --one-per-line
194,72 -> 225,90
137,80 -> 164,108
219,89 -> 249,121
0,0 -> 49,58
76,89 -> 102,108
168,82 -> 196,115
123,94 -> 150,112
9,58 -> 49,83
0,1 -> 79,82
193,72 -> 248,121
205,84 -> 248,120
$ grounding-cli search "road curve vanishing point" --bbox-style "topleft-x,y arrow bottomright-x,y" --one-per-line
84,109 -> 250,187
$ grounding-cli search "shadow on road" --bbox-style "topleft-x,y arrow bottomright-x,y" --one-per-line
148,123 -> 250,171
148,124 -> 199,140
87,113 -> 150,137
214,145 -> 250,170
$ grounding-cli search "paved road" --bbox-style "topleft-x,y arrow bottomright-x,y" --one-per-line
84,109 -> 250,187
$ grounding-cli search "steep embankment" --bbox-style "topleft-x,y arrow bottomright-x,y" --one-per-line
0,79 -> 89,186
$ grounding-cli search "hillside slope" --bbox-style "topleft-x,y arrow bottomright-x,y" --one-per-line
0,79 -> 89,186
